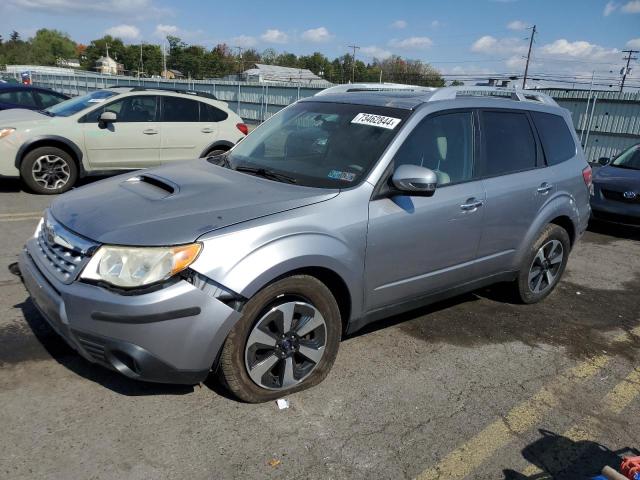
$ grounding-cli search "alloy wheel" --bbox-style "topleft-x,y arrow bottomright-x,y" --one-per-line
32,155 -> 71,191
528,239 -> 564,294
244,301 -> 327,390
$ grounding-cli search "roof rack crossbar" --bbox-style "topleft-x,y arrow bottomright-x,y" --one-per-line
126,86 -> 218,100
426,86 -> 558,106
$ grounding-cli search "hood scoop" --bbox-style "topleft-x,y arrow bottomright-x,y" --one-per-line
121,174 -> 178,199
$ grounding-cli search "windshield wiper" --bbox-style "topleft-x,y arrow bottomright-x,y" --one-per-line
38,110 -> 55,117
206,153 -> 231,168
234,165 -> 298,184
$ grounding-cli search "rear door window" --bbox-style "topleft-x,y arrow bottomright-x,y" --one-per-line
531,111 -> 576,165
0,90 -> 37,107
162,96 -> 200,122
480,110 -> 537,177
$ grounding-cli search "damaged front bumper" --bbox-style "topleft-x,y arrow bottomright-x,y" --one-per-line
19,244 -> 242,385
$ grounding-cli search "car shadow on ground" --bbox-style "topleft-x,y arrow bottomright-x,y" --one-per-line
0,175 -> 112,194
588,219 -> 640,242
503,429 -> 639,479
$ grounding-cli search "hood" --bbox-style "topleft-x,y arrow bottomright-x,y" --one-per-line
593,165 -> 640,189
51,160 -> 339,246
0,108 -> 52,127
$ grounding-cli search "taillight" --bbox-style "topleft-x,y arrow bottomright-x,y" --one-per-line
236,123 -> 249,135
582,165 -> 592,187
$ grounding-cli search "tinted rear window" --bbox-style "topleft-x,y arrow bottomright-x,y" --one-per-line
531,111 -> 576,165
162,96 -> 199,122
481,111 -> 537,176
202,103 -> 228,122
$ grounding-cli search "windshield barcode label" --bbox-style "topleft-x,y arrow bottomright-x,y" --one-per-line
351,113 -> 401,130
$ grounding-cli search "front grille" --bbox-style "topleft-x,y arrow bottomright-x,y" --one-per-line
602,189 -> 640,204
32,213 -> 98,284
75,332 -> 108,364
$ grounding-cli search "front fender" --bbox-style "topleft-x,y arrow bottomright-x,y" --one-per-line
513,192 -> 581,268
191,231 -> 365,322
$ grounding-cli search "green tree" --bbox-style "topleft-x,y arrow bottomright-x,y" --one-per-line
30,29 -> 76,65
10,31 -> 20,42
450,80 -> 464,86
81,35 -> 126,71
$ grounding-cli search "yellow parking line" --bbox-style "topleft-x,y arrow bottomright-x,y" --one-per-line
521,367 -> 640,477
0,215 -> 43,222
415,327 -> 640,480
0,211 -> 42,218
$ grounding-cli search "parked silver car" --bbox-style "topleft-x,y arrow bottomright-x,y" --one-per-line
19,86 -> 592,402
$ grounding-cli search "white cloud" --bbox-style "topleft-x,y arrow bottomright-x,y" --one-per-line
260,29 -> 288,44
604,1 -> 618,15
621,0 -> 640,12
471,35 -> 527,55
154,24 -> 178,37
505,55 -> 526,69
507,20 -> 528,30
7,0 -> 169,17
361,46 -> 392,60
105,24 -> 140,40
627,37 -> 640,48
430,20 -> 441,28
389,36 -> 433,49
231,35 -> 257,48
301,27 -> 332,43
391,20 -> 407,29
539,39 -> 619,59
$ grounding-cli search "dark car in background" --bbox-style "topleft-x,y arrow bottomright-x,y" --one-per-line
591,143 -> 640,226
0,84 -> 69,111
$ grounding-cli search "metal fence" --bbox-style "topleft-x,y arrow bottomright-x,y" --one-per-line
2,70 -> 639,161
1,69 -> 328,124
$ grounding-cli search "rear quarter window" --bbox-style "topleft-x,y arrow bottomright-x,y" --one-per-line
201,103 -> 228,122
531,111 -> 576,165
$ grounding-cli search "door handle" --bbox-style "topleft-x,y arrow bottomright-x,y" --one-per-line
143,128 -> 158,135
537,182 -> 553,194
460,199 -> 483,211
201,127 -> 215,133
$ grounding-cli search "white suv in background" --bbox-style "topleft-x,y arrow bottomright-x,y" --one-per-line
0,87 -> 247,194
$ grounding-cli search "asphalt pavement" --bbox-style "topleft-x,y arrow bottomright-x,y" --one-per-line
1,177 -> 639,480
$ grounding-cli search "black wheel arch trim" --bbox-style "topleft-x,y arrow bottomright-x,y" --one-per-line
199,140 -> 234,158
15,135 -> 85,176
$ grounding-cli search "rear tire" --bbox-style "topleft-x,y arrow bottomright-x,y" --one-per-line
219,275 -> 341,403
204,148 -> 228,158
20,146 -> 78,195
512,224 -> 571,304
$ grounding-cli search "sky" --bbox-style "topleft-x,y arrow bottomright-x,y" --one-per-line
1,0 -> 639,87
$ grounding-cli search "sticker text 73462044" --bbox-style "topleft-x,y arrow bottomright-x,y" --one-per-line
351,113 -> 401,130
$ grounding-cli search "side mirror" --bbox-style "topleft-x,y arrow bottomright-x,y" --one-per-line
391,164 -> 438,196
98,111 -> 117,128
597,157 -> 611,166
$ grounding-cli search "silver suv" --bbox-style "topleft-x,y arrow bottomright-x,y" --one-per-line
19,86 -> 592,402
0,87 -> 246,194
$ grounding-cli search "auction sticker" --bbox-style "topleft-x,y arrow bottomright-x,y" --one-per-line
351,113 -> 401,130
328,170 -> 356,182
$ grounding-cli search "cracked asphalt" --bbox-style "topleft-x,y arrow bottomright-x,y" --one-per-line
1,179 -> 639,480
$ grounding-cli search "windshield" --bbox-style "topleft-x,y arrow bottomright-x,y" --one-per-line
45,90 -> 117,117
611,144 -> 640,170
224,101 -> 409,188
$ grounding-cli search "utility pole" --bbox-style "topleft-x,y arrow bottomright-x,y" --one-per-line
522,25 -> 536,89
347,44 -> 360,83
620,49 -> 638,92
161,42 -> 167,79
233,46 -> 244,75
138,42 -> 144,78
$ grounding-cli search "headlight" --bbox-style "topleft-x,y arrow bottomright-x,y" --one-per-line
81,243 -> 202,288
34,217 -> 44,238
0,128 -> 15,139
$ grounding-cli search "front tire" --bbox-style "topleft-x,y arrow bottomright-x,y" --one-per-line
20,146 -> 78,195
219,275 -> 341,403
513,224 -> 571,304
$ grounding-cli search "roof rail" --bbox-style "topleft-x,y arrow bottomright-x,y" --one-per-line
124,86 -> 218,100
315,82 -> 436,96
427,86 -> 558,106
